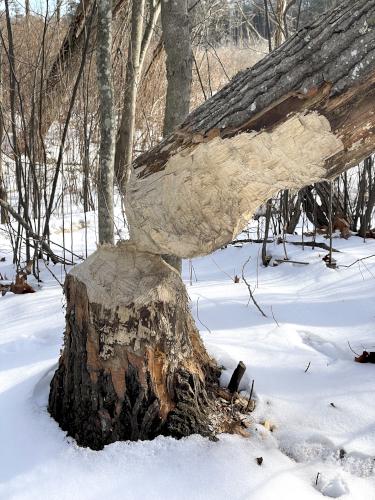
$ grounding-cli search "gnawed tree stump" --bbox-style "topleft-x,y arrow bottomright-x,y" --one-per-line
49,243 -> 221,449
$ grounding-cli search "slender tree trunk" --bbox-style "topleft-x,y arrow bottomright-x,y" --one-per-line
56,0 -> 62,23
114,0 -> 146,191
261,200 -> 272,266
161,0 -> 193,273
97,0 -> 115,244
114,0 -> 161,194
0,45 -> 7,225
359,156 -> 375,237
274,0 -> 287,47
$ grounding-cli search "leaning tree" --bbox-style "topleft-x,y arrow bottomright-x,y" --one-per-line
49,0 -> 375,449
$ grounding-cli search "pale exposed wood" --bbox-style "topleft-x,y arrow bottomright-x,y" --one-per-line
127,0 -> 375,258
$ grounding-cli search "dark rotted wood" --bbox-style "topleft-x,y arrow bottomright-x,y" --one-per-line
228,361 -> 246,393
134,0 -> 375,180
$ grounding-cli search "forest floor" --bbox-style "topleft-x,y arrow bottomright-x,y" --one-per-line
0,214 -> 375,500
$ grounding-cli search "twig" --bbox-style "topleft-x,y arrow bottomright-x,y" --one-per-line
341,254 -> 375,268
242,256 -> 267,317
315,472 -> 320,486
304,361 -> 311,373
230,238 -> 273,244
347,341 -> 360,356
211,257 -> 235,282
42,259 -> 64,287
270,305 -> 280,327
196,297 -> 212,334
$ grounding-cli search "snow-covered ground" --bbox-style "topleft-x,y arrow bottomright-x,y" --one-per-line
1,218 -> 375,500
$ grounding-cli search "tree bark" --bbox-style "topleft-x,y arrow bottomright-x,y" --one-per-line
97,0 -> 115,244
0,45 -> 7,225
114,0 -> 160,192
114,0 -> 146,191
49,0 -> 375,449
160,0 -> 193,273
359,156 -> 375,236
274,0 -> 287,47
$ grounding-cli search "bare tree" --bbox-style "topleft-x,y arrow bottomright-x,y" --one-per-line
161,0 -> 193,272
0,44 -> 6,225
114,0 -> 160,193
97,0 -> 115,244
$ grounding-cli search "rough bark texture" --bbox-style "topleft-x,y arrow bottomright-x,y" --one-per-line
49,243 -> 220,449
161,0 -> 193,138
97,0 -> 115,244
274,0 -> 287,47
127,0 -> 374,258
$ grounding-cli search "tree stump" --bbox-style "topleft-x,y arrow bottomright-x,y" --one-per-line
49,242 -> 220,450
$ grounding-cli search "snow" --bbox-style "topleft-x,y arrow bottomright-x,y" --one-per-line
1,220 -> 375,499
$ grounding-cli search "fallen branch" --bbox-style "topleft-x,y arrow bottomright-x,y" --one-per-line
288,241 -> 340,252
230,238 -> 273,245
274,259 -> 309,265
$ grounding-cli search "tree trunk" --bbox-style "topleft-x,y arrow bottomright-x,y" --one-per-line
114,0 -> 161,192
49,0 -> 375,449
359,156 -> 375,236
97,0 -> 115,244
114,0 -> 146,191
274,0 -> 287,47
161,0 -> 193,273
0,45 -> 7,225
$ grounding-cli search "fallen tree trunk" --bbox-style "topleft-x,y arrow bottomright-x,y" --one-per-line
128,0 -> 375,258
49,0 -> 375,449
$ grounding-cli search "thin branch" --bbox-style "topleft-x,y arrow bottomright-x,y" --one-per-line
242,256 -> 267,317
196,297 -> 212,334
